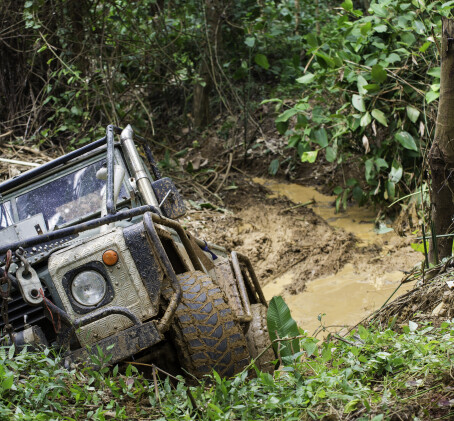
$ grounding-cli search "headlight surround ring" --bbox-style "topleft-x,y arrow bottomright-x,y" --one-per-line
71,270 -> 107,306
61,261 -> 115,314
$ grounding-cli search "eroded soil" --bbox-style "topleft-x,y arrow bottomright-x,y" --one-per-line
183,176 -> 422,334
184,184 -> 356,290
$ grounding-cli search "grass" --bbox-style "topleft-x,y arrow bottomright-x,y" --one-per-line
1,320 -> 454,420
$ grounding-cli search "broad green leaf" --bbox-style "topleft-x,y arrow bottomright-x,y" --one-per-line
386,180 -> 395,200
275,108 -> 298,123
426,90 -> 440,103
321,345 -> 332,362
244,37 -> 255,48
375,158 -> 388,169
306,33 -> 318,48
301,150 -> 318,163
411,241 -> 429,254
395,131 -> 418,151
71,105 -> 82,116
371,109 -> 388,127
401,32 -> 416,46
353,185 -> 363,203
413,20 -> 425,34
341,0 -> 353,11
358,325 -> 369,340
276,121 -> 289,135
427,67 -> 441,78
267,296 -> 300,357
360,21 -> 372,35
269,159 -> 279,175
315,51 -> 335,68
374,24 -> 387,33
406,105 -> 420,123
1,375 -> 13,391
326,146 -> 337,162
303,341 -> 317,357
288,135 -> 301,147
370,4 -> 387,17
365,158 -> 374,182
357,75 -> 368,95
254,53 -> 269,69
360,111 -> 371,127
364,83 -> 380,92
260,98 -> 283,105
419,42 -> 431,53
343,191 -> 350,211
371,64 -> 387,83
296,73 -> 316,84
314,128 -> 328,147
386,53 -> 400,64
352,94 -> 366,112
389,162 -> 403,183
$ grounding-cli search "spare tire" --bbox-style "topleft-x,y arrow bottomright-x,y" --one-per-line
170,271 -> 250,378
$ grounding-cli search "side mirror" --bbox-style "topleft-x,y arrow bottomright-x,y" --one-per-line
152,178 -> 186,219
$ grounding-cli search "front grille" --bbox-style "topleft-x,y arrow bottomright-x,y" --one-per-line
0,286 -> 51,332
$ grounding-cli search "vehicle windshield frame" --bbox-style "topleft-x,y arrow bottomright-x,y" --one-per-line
1,147 -> 132,232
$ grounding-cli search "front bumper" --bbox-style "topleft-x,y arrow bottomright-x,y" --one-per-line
64,320 -> 163,367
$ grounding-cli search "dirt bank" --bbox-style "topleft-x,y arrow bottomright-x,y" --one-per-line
184,184 -> 356,291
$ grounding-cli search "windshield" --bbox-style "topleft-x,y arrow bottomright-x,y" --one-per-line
15,160 -> 129,231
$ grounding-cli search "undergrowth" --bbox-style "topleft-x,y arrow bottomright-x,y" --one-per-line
2,320 -> 454,420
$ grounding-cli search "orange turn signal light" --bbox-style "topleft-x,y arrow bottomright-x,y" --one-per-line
103,250 -> 118,266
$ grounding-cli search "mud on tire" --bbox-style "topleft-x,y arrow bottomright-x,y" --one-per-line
170,271 -> 250,378
245,304 -> 276,374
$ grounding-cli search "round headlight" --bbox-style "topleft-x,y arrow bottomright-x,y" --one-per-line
71,270 -> 106,306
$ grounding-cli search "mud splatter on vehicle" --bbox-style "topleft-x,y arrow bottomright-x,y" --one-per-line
0,125 -> 274,377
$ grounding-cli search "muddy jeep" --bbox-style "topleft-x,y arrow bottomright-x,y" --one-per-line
0,125 -> 274,377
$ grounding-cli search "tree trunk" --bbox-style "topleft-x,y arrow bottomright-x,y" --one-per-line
66,0 -> 90,74
358,0 -> 370,12
192,0 -> 222,128
295,0 -> 300,35
429,17 -> 454,262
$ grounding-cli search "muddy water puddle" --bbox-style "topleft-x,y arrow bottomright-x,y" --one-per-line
255,178 -> 420,335
254,178 -> 378,244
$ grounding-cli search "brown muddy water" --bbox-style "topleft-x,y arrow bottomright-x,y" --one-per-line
254,178 -> 421,336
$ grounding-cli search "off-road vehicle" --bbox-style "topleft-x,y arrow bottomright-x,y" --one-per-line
0,125 -> 274,377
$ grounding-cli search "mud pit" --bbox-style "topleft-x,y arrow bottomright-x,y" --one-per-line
184,177 -> 421,336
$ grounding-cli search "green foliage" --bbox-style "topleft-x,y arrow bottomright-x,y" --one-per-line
269,0 -> 451,208
411,240 -> 429,254
4,319 -> 454,419
4,0 -> 334,149
267,296 -> 300,357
